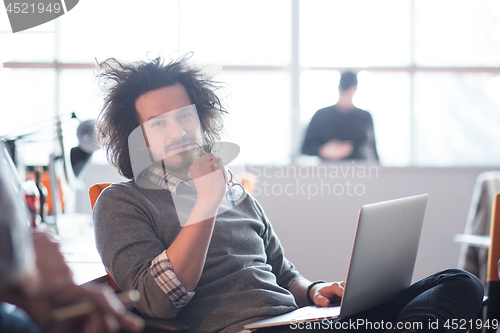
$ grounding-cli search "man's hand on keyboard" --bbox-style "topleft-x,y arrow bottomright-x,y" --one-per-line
311,281 -> 345,307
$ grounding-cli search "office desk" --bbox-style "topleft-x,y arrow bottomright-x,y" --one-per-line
60,241 -> 106,285
56,214 -> 106,285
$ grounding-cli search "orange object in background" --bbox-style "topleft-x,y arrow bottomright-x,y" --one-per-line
89,182 -> 121,292
238,172 -> 258,195
40,170 -> 65,215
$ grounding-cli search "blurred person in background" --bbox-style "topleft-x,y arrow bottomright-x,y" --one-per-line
302,71 -> 379,162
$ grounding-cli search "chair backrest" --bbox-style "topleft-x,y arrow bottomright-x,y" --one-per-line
485,192 -> 500,332
89,182 -> 120,292
487,193 -> 500,282
459,172 -> 500,285
89,182 -> 113,210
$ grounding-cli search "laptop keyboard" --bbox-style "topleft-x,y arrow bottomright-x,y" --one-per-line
292,305 -> 341,320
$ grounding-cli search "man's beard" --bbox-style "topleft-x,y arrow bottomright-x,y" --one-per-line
161,147 -> 199,174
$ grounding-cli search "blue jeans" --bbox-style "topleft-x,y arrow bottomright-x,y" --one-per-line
0,304 -> 40,333
258,269 -> 484,332
336,268 -> 484,332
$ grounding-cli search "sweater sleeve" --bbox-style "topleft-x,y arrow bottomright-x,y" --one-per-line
301,111 -> 325,156
150,251 -> 195,308
367,113 -> 379,161
251,197 -> 300,289
93,185 -> 186,318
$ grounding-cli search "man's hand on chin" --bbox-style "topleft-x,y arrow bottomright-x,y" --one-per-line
190,153 -> 226,210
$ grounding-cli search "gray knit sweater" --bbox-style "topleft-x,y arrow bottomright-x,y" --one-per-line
93,180 -> 299,332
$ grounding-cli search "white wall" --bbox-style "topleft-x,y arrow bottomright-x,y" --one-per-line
77,162 -> 499,283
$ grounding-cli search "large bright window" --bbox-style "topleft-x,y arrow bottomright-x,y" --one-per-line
0,69 -> 57,165
218,70 -> 291,165
179,0 -> 291,66
1,0 -> 500,167
415,0 -> 500,67
414,72 -> 500,166
59,0 -> 178,63
300,0 -> 412,67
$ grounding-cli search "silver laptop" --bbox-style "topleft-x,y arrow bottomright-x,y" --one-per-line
245,194 -> 429,329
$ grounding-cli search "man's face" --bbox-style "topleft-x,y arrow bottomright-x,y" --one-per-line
135,83 -> 203,175
340,86 -> 357,100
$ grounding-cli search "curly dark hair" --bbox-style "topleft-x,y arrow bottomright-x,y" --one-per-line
96,55 -> 227,179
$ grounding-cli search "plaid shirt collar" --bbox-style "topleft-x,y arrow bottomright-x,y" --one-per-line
142,163 -> 191,194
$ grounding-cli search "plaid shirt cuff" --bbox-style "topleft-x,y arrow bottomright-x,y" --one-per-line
150,251 -> 195,308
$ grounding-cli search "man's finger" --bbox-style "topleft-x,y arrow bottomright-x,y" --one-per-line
103,313 -> 120,333
321,283 -> 344,297
115,312 -> 145,333
312,282 -> 345,307
314,294 -> 330,307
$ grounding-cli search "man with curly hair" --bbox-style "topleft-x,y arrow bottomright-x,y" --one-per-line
93,56 -> 483,333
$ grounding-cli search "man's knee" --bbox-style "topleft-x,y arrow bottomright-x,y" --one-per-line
437,268 -> 484,305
